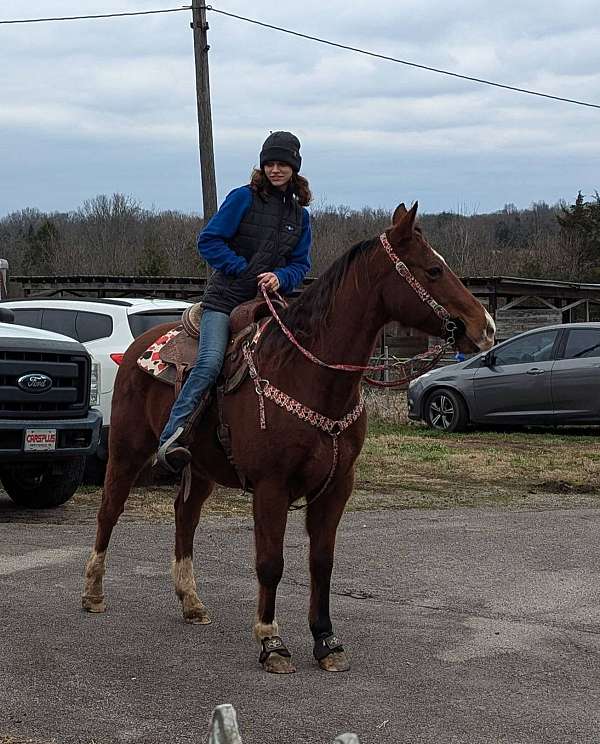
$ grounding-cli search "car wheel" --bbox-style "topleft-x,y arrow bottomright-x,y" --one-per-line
0,457 -> 85,508
425,388 -> 468,432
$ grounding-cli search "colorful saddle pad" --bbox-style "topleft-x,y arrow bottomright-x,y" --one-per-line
137,326 -> 183,381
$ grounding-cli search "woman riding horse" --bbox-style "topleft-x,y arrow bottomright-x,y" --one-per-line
157,131 -> 313,472
83,199 -> 495,674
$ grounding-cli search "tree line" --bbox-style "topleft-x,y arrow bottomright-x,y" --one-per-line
1,191 -> 598,281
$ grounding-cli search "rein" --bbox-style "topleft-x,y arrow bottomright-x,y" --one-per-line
260,232 -> 458,388
241,231 -> 460,510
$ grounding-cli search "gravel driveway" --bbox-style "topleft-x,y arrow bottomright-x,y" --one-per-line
2,495 -> 600,743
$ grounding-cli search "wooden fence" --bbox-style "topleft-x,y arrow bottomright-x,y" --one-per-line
207,704 -> 360,743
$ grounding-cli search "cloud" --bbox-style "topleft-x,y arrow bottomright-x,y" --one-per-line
0,0 -> 599,216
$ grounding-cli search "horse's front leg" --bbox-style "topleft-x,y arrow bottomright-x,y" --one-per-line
172,470 -> 214,624
253,479 -> 295,674
306,474 -> 353,672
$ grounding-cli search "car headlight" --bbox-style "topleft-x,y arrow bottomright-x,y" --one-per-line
90,360 -> 101,407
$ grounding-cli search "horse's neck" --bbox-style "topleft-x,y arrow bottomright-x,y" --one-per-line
312,274 -> 384,369
279,266 -> 385,409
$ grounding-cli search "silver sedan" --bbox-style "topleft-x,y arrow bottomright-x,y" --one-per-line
407,322 -> 600,431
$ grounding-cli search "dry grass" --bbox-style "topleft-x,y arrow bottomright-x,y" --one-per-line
73,484 -> 254,520
71,393 -> 600,519
355,416 -> 600,510
363,388 -> 409,423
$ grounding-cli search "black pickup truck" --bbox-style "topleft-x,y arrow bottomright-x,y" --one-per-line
0,308 -> 102,508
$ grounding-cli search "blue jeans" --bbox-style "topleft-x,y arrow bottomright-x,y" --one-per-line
159,309 -> 230,445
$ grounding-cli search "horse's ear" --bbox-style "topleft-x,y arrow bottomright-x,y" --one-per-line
392,203 -> 408,224
390,201 -> 418,241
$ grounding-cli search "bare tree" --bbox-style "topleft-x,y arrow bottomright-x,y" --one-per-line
0,192 -> 597,283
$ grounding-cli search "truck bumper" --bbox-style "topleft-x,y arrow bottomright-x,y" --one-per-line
0,410 -> 103,461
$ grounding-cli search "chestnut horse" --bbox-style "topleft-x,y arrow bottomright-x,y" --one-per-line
82,203 -> 495,673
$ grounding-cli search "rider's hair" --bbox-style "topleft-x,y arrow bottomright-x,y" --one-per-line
249,169 -> 312,207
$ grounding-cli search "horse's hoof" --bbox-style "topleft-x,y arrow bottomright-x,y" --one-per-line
318,650 -> 350,672
262,653 -> 296,674
183,607 -> 212,625
81,595 -> 106,613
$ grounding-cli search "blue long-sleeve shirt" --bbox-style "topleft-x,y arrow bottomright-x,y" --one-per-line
197,185 -> 312,294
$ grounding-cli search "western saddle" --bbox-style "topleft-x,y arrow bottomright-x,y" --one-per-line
139,295 -> 284,395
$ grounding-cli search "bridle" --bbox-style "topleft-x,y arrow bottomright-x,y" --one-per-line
258,232 -> 460,388
240,230 -> 463,511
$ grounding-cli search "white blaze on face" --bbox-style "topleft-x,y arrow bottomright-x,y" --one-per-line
420,234 -> 447,266
425,239 -> 494,350
477,308 -> 496,350
431,247 -> 448,265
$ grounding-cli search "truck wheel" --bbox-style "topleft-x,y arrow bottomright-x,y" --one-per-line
0,457 -> 86,508
83,454 -> 107,486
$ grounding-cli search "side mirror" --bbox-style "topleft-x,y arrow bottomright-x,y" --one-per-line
482,350 -> 494,367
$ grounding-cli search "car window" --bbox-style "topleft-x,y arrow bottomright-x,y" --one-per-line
563,328 -> 600,359
41,309 -> 78,339
10,308 -> 42,328
493,329 -> 559,366
128,311 -> 185,338
76,311 -> 113,342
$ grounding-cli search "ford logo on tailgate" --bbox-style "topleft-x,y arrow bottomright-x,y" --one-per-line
17,373 -> 53,394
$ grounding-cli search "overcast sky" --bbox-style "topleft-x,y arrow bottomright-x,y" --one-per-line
1,0 -> 599,217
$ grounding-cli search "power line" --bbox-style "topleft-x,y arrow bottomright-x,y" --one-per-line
204,5 -> 600,111
0,6 -> 191,25
1,3 -> 598,111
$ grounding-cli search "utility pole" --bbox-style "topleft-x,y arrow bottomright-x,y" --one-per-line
191,0 -> 218,223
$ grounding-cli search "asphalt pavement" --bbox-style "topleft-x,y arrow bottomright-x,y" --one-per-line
1,495 -> 600,744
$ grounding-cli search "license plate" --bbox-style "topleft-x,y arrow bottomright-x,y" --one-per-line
24,429 -> 57,452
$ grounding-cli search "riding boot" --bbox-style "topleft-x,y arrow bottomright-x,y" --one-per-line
156,391 -> 211,473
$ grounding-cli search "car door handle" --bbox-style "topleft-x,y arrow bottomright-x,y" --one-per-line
526,368 -> 545,375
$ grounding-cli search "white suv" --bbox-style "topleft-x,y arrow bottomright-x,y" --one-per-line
1,298 -> 191,472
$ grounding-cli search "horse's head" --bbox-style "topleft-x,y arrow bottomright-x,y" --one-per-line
378,202 -> 495,353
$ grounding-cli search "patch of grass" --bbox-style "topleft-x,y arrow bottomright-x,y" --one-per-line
70,412 -> 600,520
73,484 -> 253,521
357,415 -> 600,509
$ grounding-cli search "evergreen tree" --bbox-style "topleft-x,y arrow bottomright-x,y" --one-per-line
557,191 -> 600,262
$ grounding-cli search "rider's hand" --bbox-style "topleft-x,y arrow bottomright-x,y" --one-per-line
257,272 -> 280,293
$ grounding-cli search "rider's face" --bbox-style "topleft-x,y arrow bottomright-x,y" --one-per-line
263,161 -> 294,190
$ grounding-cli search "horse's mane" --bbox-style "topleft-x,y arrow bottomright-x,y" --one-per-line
260,237 -> 375,363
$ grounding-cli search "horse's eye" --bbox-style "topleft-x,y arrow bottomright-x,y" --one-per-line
426,266 -> 443,280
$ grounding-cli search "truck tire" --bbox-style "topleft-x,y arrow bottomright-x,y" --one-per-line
0,457 -> 86,508
83,453 -> 107,486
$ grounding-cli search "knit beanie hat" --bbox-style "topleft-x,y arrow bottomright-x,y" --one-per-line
259,131 -> 302,172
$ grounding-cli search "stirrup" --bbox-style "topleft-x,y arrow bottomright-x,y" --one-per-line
156,427 -> 192,473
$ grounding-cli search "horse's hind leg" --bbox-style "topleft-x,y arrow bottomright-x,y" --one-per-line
306,476 -> 353,672
82,425 -> 154,613
172,470 -> 214,624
